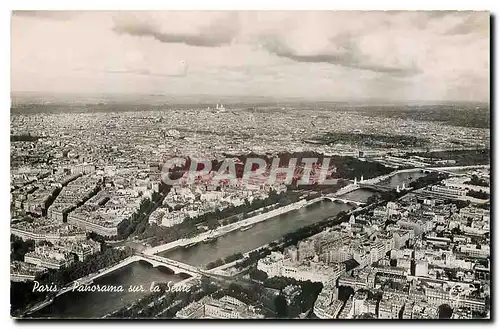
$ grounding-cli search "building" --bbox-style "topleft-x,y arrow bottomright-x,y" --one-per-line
431,185 -> 467,197
257,252 -> 284,278
280,261 -> 345,285
176,295 -> 263,319
10,261 -> 48,282
314,299 -> 343,319
460,244 -> 490,259
67,212 -> 124,237
11,219 -> 87,243
257,252 -> 345,285
403,301 -> 439,319
415,260 -> 429,277
24,246 -> 74,270
378,294 -> 405,319
352,290 -> 369,316
70,239 -> 101,261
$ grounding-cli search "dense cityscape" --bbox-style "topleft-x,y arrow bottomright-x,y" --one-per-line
10,99 -> 490,319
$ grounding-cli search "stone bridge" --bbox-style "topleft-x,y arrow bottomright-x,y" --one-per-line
322,195 -> 365,206
136,253 -> 200,276
420,167 -> 466,177
358,183 -> 395,192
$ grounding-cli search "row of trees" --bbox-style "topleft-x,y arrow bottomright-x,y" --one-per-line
409,148 -> 490,166
224,151 -> 394,181
11,134 -> 41,142
467,190 -> 489,200
178,188 -> 296,230
139,190 -> 302,246
205,252 -> 244,270
467,174 -> 490,187
408,172 -> 448,190
43,245 -> 134,287
104,282 -> 176,318
116,191 -> 164,240
235,248 -> 273,270
211,282 -> 263,308
249,267 -> 268,282
317,132 -> 429,148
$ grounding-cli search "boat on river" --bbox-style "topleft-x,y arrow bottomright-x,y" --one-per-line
240,224 -> 253,231
203,230 -> 219,243
183,241 -> 198,249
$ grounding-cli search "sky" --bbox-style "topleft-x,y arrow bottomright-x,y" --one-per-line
11,11 -> 490,102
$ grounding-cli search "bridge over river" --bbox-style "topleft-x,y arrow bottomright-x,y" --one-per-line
60,254 -> 200,295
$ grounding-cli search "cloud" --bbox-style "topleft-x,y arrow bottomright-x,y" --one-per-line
444,13 -> 490,35
112,13 -> 239,47
12,10 -> 78,21
259,34 -> 420,76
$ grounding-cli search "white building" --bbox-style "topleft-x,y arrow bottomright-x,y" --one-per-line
257,252 -> 284,277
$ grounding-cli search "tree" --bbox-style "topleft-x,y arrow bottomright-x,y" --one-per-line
338,285 -> 354,301
438,304 -> 453,319
10,235 -> 35,261
366,195 -> 379,204
466,190 -> 489,200
206,217 -> 219,230
205,258 -> 224,270
249,267 -> 268,282
274,294 -> 288,318
200,276 -> 214,293
224,253 -> 243,263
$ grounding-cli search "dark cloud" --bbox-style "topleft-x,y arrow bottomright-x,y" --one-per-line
12,10 -> 77,21
425,10 -> 463,18
112,14 -> 238,47
444,13 -> 490,35
260,36 -> 420,77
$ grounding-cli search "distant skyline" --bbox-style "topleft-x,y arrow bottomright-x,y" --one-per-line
11,11 -> 490,102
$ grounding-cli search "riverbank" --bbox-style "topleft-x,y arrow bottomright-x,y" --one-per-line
207,203 -> 366,277
208,187 -> 416,277
101,276 -> 198,319
145,167 -> 448,256
144,199 -> 308,255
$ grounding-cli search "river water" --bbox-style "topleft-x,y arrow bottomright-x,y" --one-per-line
160,201 -> 354,267
378,171 -> 427,187
31,261 -> 183,318
30,170 -> 423,318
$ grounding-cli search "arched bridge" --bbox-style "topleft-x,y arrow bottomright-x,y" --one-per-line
322,195 -> 365,206
420,167 -> 466,177
358,183 -> 394,192
136,253 -> 199,276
